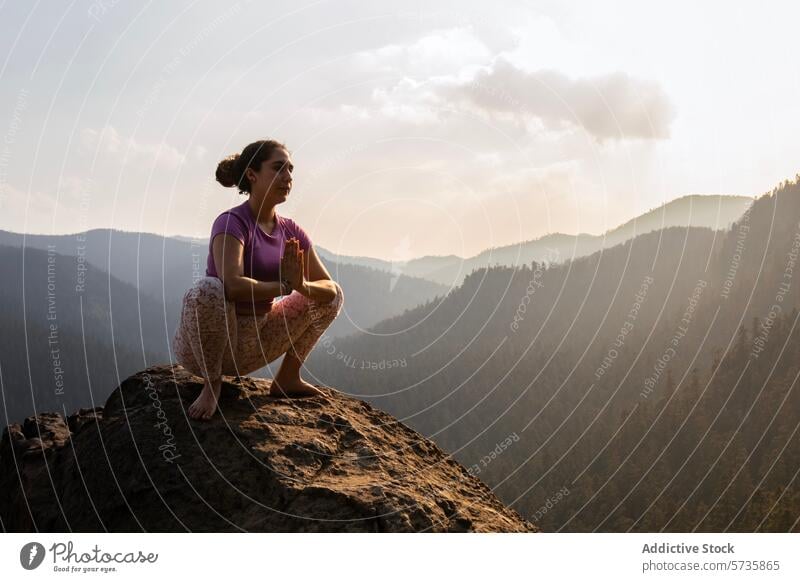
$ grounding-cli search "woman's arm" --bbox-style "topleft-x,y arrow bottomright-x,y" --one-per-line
301,280 -> 338,303
294,243 -> 339,304
212,234 -> 284,302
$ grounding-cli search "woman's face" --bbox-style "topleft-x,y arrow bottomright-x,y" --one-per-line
246,148 -> 293,201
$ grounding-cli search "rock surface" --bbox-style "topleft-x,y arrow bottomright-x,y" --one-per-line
1,364 -> 537,532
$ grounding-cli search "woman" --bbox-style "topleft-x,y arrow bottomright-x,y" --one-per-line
172,139 -> 344,420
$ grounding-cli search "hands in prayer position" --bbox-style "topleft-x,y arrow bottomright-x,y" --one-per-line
280,237 -> 306,293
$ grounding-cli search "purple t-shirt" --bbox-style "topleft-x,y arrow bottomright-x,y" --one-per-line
206,199 -> 312,313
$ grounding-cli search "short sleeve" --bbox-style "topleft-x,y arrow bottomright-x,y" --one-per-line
284,218 -> 312,252
210,212 -> 248,247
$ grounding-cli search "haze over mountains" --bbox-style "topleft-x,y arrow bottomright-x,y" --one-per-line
0,230 -> 445,425
0,229 -> 449,342
298,183 -> 799,531
147,194 -> 754,287
0,192 -> 754,428
0,244 -> 165,426
382,194 -> 754,286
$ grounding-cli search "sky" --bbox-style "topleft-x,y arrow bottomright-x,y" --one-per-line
1,0 -> 798,260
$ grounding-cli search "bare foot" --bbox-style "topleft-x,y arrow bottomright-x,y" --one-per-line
188,378 -> 222,420
270,377 -> 323,398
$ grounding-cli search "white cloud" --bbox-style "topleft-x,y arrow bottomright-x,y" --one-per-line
326,27 -> 494,125
351,27 -> 492,78
80,125 -> 187,169
370,78 -> 444,124
309,25 -> 674,144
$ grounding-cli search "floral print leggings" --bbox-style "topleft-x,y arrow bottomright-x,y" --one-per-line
172,276 -> 343,383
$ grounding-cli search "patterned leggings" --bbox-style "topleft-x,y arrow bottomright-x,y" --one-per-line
172,276 -> 343,383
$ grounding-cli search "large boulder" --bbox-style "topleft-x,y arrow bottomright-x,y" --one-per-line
0,364 -> 537,532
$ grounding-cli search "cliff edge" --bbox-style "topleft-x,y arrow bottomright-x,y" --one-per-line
0,364 -> 537,532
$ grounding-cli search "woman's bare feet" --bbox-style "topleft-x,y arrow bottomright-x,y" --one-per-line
188,378 -> 222,420
270,376 -> 323,398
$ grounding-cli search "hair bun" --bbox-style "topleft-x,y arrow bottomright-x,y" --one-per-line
215,154 -> 240,188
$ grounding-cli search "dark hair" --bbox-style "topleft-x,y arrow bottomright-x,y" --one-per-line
215,139 -> 289,195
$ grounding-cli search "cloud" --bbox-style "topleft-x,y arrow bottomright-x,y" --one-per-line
80,125 -> 187,168
316,27 -> 675,143
351,27 -> 492,78
326,27 -> 494,125
370,78 -> 444,124
437,58 -> 676,142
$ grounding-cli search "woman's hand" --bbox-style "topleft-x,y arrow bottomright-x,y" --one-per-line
280,237 -> 306,293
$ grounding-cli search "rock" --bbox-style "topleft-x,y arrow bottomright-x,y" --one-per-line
0,364 -> 538,533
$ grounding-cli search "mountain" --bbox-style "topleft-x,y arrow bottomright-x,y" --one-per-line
0,239 -> 447,425
0,364 -> 537,533
389,194 -> 754,286
301,179 -> 800,531
167,194 -> 752,289
0,186 -> 787,531
575,316 -> 800,532
0,244 -> 167,426
0,229 -> 448,339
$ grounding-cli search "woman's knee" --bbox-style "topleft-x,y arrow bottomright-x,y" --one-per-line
184,276 -> 225,307
331,281 -> 344,310
316,281 -> 344,316
304,281 -> 343,309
